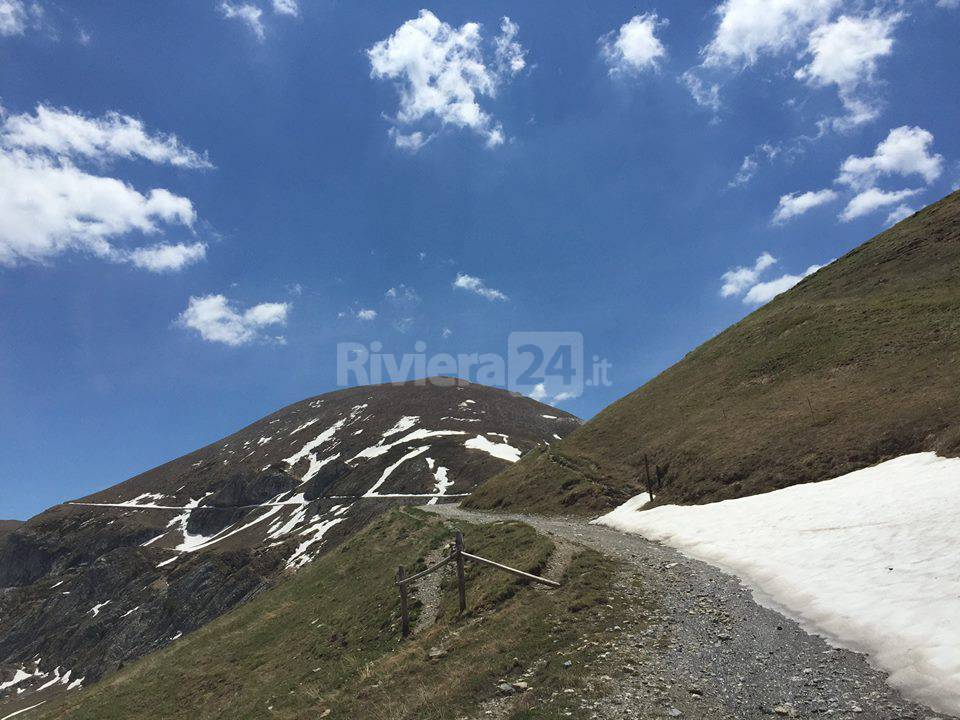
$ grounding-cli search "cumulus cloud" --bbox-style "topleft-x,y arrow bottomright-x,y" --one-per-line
776,126 -> 943,224
721,252 -> 823,304
528,383 -> 576,406
840,187 -> 920,222
837,126 -> 944,190
356,308 -> 377,321
178,294 -> 289,346
600,13 -> 667,74
126,242 -> 207,272
702,0 -> 839,68
692,0 -> 904,133
772,188 -> 838,223
219,2 -> 264,40
367,10 -> 527,150
720,252 -> 777,298
796,13 -> 903,130
743,264 -> 823,304
885,204 -> 915,226
271,0 -> 298,17
0,104 -> 208,271
452,272 -> 508,301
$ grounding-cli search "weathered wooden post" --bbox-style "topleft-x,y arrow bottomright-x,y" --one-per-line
397,565 -> 409,638
455,530 -> 466,614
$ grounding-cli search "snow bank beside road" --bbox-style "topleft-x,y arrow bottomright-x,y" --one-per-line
595,453 -> 960,715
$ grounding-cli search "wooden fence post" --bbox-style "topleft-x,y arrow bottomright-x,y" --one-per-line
397,565 -> 409,638
455,530 -> 466,614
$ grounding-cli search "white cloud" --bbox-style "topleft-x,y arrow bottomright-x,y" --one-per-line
680,70 -> 721,112
529,382 -> 576,406
452,272 -> 508,301
795,13 -> 903,129
840,187 -> 920,222
720,252 -> 777,298
885,204 -> 915,226
600,13 -> 667,74
837,126 -> 944,190
178,294 -> 289,346
385,284 -> 421,308
772,188 -> 838,223
126,242 -> 206,272
0,150 -> 196,266
271,0 -> 298,17
529,382 -> 548,401
743,264 -> 823,304
388,128 -> 429,152
1,104 -> 212,169
937,0 -> 959,8
0,0 -> 40,37
356,308 -> 377,321
219,2 -> 264,41
494,16 -> 526,75
721,252 -> 823,304
367,10 -> 526,150
702,0 -> 839,68
441,327 -> 452,338
0,105 -> 208,270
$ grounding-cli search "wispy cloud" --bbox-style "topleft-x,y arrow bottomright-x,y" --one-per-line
452,273 -> 508,301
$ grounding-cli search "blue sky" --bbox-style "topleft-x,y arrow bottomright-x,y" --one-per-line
1,0 -> 958,519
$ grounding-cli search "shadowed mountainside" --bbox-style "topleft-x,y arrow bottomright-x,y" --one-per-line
0,378 -> 578,708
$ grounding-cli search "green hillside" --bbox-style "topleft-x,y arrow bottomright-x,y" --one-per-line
468,190 -> 960,516
32,508 -> 616,720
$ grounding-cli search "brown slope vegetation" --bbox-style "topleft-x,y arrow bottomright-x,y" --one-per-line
469,190 -> 960,516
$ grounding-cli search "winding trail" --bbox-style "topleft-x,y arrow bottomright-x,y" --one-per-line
425,503 -> 953,720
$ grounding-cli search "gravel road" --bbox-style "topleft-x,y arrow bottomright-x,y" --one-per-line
425,503 -> 952,720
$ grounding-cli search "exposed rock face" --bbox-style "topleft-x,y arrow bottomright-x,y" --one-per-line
0,379 -> 579,706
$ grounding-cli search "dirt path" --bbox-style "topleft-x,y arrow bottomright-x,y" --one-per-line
425,503 -> 952,720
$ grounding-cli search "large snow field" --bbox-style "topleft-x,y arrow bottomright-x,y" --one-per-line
595,452 -> 960,715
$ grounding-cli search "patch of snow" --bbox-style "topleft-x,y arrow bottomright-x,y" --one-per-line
121,606 -> 140,618
464,435 -> 522,463
257,436 -> 272,446
0,669 -> 32,692
352,429 -> 466,461
291,418 -> 319,434
67,676 -> 84,690
595,453 -> 960,716
382,415 -> 419,438
50,580 -> 64,589
285,512 -> 349,570
170,631 -> 183,641
1,701 -> 47,719
426,464 -> 453,506
541,414 -> 558,419
440,416 -> 480,422
363,446 -> 431,496
89,601 -> 111,617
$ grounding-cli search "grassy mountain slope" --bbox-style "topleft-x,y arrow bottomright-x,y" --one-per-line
469,190 -> 960,515
32,508 -> 615,720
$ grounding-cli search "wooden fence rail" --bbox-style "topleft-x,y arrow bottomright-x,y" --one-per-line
395,529 -> 560,638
